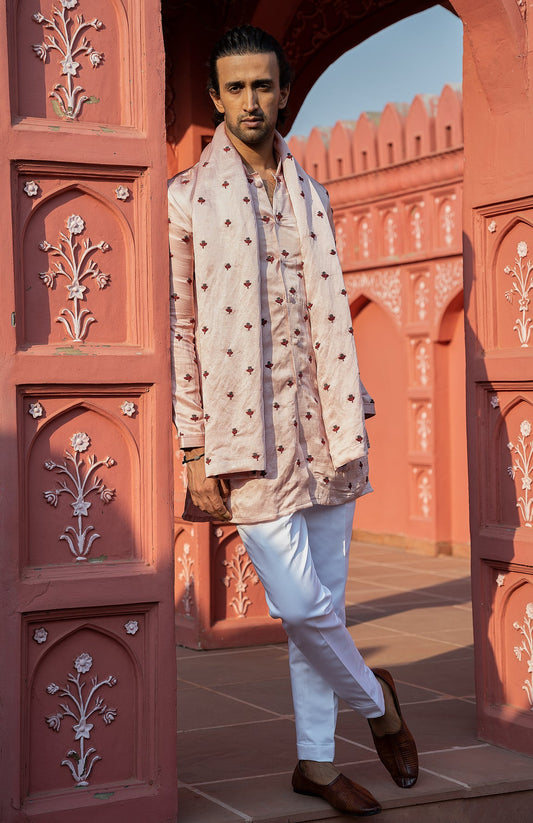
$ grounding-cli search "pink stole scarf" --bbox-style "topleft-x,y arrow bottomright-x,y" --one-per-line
191,123 -> 367,477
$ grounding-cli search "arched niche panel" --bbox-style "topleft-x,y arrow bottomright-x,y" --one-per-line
352,299 -> 408,536
492,219 -> 533,351
26,623 -> 140,797
491,397 -> 533,529
212,531 -> 268,624
25,403 -> 139,567
21,186 -> 132,347
14,0 -> 130,125
354,212 -> 373,261
174,525 -> 196,621
492,577 -> 533,711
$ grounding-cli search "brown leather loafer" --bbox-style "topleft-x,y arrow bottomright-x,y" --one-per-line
292,763 -> 381,816
369,668 -> 419,788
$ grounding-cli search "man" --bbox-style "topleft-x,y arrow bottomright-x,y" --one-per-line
169,25 -> 418,817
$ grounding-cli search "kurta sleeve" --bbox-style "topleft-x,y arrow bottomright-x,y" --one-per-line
168,178 -> 205,448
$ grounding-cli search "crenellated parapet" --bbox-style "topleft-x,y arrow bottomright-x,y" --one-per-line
288,84 -> 462,178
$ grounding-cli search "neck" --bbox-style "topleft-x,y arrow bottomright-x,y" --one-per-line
224,125 -> 277,174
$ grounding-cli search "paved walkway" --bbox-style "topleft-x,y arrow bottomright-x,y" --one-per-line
176,543 -> 533,821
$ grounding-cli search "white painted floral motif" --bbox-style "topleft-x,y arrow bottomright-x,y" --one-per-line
349,269 -> 402,324
415,405 -> 431,453
177,543 -> 194,616
507,419 -> 533,527
124,619 -> 138,635
488,220 -> 497,234
29,402 -> 44,419
434,261 -> 463,310
504,241 -> 533,347
491,395 -> 500,409
416,470 -> 432,518
513,603 -> 533,708
38,213 -> 111,342
120,401 -> 136,417
414,339 -> 431,387
43,431 -> 116,560
440,201 -> 455,247
115,186 -> 130,201
24,180 -> 39,197
384,213 -> 397,256
410,207 -> 424,252
496,573 -> 506,587
32,1 -> 104,120
45,651 -> 118,786
413,275 -> 429,321
358,217 -> 372,259
335,219 -> 346,263
33,627 -> 48,644
222,544 -> 259,618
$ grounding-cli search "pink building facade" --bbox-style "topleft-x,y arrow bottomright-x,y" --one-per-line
288,84 -> 469,556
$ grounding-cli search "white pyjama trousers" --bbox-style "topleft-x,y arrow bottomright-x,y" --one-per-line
237,501 -> 385,762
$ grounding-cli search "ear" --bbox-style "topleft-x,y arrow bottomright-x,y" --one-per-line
278,84 -> 290,111
209,88 -> 225,115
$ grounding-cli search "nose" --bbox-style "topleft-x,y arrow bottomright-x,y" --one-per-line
244,86 -> 258,111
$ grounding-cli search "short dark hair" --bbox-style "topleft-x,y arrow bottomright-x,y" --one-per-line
208,25 -> 294,126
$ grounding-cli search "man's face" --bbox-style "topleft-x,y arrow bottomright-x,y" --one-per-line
209,52 -> 290,148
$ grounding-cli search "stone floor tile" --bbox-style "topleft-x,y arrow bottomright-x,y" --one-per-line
177,786 -> 247,822
178,683 -> 278,731
348,632 -> 469,668
420,744 -> 533,789
399,654 -> 475,696
368,604 -> 472,633
335,696 -> 478,754
177,718 -> 298,785
216,677 -> 295,716
178,646 -> 290,687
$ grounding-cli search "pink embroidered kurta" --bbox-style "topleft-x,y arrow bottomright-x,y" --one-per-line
169,127 -> 371,524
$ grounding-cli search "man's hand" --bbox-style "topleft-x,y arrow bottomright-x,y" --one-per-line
184,447 -> 231,521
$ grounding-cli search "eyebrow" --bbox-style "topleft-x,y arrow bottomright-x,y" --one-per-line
224,78 -> 274,89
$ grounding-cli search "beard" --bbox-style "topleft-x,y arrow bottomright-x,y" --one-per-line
226,112 -> 274,146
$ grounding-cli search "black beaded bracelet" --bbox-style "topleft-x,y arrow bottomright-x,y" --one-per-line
182,452 -> 205,464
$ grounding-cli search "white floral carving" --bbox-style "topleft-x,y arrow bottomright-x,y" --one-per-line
177,543 -> 194,616
222,544 -> 259,618
33,627 -> 48,644
488,220 -> 497,233
38,213 -> 111,342
29,402 -> 44,419
32,1 -> 104,121
115,186 -> 130,201
414,339 -> 431,387
45,651 -> 117,786
43,432 -> 116,560
435,260 -> 463,310
504,241 -> 533,347
513,603 -> 533,708
440,201 -> 455,247
349,269 -> 402,324
491,395 -> 500,409
507,419 -> 533,527
413,275 -> 429,321
410,207 -> 424,252
496,573 -> 506,587
24,180 -> 39,197
120,401 -> 136,417
124,619 -> 138,635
